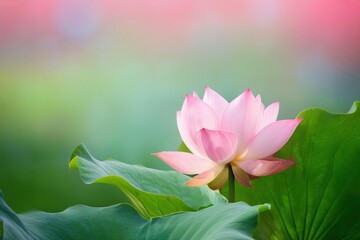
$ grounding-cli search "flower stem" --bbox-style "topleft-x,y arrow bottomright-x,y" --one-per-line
228,164 -> 235,203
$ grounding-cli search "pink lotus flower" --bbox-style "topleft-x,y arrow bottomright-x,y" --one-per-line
154,87 -> 301,189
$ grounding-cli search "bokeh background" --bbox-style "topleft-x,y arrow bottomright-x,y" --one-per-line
1,0 -> 360,213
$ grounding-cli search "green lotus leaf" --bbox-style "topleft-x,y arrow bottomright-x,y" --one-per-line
233,101 -> 360,239
0,192 -> 269,240
69,144 -> 227,219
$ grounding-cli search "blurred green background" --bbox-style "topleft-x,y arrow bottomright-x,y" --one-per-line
1,1 -> 359,213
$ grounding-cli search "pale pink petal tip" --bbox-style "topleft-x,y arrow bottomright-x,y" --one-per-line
244,88 -> 253,97
269,101 -> 280,110
193,91 -> 199,98
204,86 -> 217,95
185,94 -> 199,106
239,158 -> 296,177
255,94 -> 262,103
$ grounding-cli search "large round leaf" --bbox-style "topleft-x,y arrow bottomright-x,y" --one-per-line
69,144 -> 227,219
234,102 -> 360,239
0,192 -> 269,240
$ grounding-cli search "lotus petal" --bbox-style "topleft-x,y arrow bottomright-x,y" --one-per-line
239,157 -> 296,176
246,119 -> 302,159
196,128 -> 237,162
153,151 -> 215,174
221,89 -> 263,153
185,165 -> 225,187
